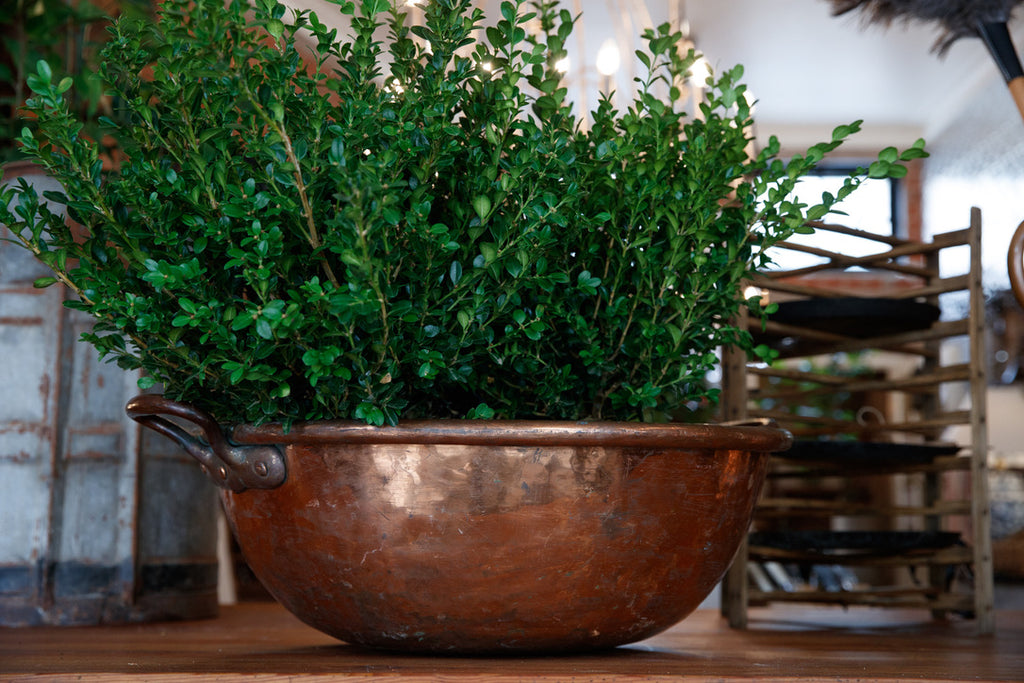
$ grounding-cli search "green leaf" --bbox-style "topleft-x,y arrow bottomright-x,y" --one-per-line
262,300 -> 285,320
868,161 -> 890,179
806,204 -> 829,222
355,403 -> 386,426
831,121 -> 861,142
878,146 -> 899,164
255,318 -> 273,339
523,322 -> 543,341
472,195 -> 492,221
329,138 -> 345,164
480,243 -> 498,264
33,276 -> 59,289
468,403 -> 495,419
576,270 -> 601,293
232,314 -> 253,332
36,59 -> 52,84
500,1 -> 516,22
266,18 -> 285,39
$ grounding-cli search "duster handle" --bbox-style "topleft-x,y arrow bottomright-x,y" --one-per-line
978,22 -> 1024,122
1009,77 -> 1024,122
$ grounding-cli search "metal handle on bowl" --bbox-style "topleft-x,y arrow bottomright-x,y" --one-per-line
126,395 -> 286,492
1009,219 -> 1024,310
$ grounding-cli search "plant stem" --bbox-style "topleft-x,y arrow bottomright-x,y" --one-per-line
240,81 -> 340,288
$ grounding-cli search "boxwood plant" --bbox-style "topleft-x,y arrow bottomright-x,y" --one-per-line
0,0 -> 925,425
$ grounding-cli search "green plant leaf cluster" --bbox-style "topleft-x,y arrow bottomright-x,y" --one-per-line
1,0 -> 151,163
0,0 -> 927,425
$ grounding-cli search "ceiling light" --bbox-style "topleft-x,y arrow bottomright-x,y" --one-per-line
596,39 -> 621,77
689,56 -> 711,85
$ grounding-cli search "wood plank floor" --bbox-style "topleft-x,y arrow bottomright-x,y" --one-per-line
1,602 -> 1021,681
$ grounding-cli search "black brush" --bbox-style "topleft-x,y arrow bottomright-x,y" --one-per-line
829,0 -> 1024,121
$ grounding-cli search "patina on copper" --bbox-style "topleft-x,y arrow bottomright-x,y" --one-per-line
127,395 -> 790,654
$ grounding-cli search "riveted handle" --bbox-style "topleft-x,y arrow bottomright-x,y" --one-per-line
126,395 -> 286,492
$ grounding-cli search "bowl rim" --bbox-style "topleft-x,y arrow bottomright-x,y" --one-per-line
230,419 -> 793,452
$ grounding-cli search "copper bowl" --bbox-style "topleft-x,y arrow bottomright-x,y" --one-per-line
126,395 -> 790,654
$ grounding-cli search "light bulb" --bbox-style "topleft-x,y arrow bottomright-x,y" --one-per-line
744,286 -> 768,304
595,39 -> 620,77
690,56 -> 711,85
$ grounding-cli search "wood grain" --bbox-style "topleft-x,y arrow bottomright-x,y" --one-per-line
1,603 -> 1021,682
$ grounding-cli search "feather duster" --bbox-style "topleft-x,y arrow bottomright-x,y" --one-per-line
827,0 -> 1024,121
829,0 -> 1024,54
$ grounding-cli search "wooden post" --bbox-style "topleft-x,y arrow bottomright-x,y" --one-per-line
968,207 -> 995,634
720,310 -> 751,628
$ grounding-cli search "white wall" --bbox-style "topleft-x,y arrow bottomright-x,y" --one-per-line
922,73 -> 1024,292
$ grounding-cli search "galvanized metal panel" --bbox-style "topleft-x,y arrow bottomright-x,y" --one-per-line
138,428 -> 220,560
0,280 -> 61,622
2,164 -> 219,626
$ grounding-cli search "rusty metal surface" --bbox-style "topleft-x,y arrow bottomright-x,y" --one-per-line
126,397 -> 787,653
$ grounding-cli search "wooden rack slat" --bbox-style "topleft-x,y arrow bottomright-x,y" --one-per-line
747,589 -> 975,611
756,498 -> 972,517
768,242 -> 934,278
762,229 -> 970,280
750,274 -> 969,300
893,275 -> 971,299
756,318 -> 970,358
766,455 -> 972,478
881,412 -> 974,432
800,220 -> 915,246
746,545 -> 973,567
751,364 -> 971,401
747,365 -> 851,385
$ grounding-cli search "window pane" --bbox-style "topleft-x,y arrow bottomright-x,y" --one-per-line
765,174 -> 895,271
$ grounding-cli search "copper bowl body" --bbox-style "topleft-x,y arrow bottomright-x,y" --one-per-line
126,396 -> 789,654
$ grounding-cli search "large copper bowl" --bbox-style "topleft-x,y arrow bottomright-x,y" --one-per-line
126,395 -> 790,654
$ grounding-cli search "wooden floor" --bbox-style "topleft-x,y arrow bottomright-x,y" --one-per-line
1,602 -> 1022,682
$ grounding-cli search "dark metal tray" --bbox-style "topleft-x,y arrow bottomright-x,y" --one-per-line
749,530 -> 962,554
778,440 -> 960,465
767,297 -> 941,338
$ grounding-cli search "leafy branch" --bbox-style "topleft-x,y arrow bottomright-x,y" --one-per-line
0,0 -> 924,426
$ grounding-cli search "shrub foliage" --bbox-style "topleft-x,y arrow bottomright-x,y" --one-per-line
1,0 -> 926,425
